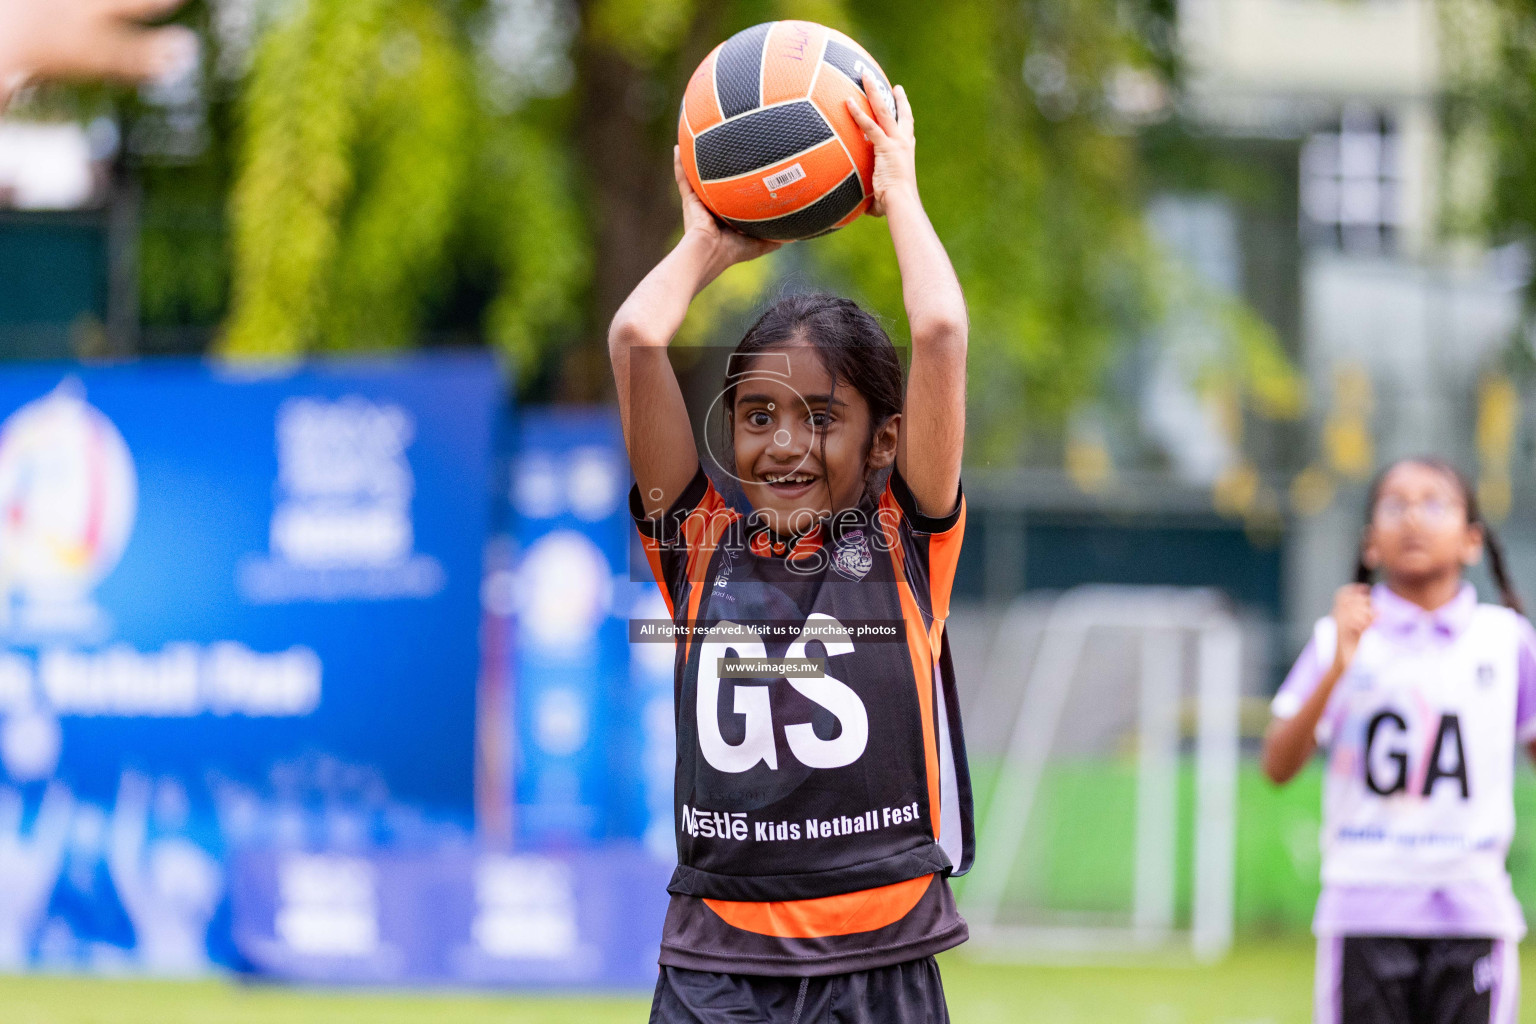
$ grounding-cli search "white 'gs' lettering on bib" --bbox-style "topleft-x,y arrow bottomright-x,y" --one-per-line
1313,606 -> 1520,887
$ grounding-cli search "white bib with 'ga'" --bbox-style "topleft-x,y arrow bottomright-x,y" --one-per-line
1314,605 -> 1520,887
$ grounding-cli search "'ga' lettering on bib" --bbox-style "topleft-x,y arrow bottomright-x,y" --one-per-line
1307,606 -> 1521,887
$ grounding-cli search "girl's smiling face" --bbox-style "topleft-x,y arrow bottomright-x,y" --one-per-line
729,342 -> 898,532
1364,461 -> 1483,585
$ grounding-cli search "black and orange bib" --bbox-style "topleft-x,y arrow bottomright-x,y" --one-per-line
633,467 -> 974,907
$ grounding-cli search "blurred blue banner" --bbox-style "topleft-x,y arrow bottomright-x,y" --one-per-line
502,409 -> 640,848
0,354 -> 500,973
229,844 -> 671,987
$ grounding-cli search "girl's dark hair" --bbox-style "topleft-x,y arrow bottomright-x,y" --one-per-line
721,293 -> 904,507
1355,456 -> 1524,614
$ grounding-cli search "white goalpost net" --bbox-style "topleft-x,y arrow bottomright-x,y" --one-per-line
955,585 -> 1242,962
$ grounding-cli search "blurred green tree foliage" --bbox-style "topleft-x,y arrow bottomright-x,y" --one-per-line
1443,0 -> 1536,324
221,0 -> 586,364
127,0 -> 1290,456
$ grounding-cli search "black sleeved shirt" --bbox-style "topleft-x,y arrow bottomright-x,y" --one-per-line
631,466 -> 974,975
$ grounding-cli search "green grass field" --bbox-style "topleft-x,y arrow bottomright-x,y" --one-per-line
1,939 -> 1522,1024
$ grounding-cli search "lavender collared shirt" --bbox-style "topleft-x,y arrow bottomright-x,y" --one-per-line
1273,583 -> 1536,938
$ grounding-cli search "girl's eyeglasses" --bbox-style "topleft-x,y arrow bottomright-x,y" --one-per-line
1373,495 -> 1465,527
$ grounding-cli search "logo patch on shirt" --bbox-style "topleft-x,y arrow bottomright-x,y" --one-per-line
832,530 -> 873,580
713,545 -> 736,588
1477,662 -> 1495,687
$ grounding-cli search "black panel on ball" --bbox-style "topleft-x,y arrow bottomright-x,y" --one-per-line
822,39 -> 896,122
724,172 -> 865,241
693,101 -> 834,182
714,23 -> 772,119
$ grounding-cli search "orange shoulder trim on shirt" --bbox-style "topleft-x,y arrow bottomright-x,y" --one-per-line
679,480 -> 736,660
926,497 -> 965,620
641,540 -> 675,618
702,874 -> 934,939
878,496 -> 942,838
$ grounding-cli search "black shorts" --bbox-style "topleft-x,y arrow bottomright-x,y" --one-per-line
1314,936 -> 1520,1024
649,957 -> 949,1024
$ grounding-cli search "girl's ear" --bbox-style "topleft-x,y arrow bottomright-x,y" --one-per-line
1462,521 -> 1486,568
1360,526 -> 1380,571
866,413 -> 900,471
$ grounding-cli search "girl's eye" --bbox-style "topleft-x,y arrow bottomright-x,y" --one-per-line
1374,495 -> 1463,526
747,410 -> 772,427
809,412 -> 831,429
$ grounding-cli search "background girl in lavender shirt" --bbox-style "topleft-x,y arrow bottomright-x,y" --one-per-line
1263,457 -> 1536,1024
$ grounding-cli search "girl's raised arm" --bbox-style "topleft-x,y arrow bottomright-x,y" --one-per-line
1262,584 -> 1374,784
848,79 -> 968,519
608,153 -> 779,518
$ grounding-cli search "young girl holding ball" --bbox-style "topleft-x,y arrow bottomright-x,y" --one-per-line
610,74 -> 974,1022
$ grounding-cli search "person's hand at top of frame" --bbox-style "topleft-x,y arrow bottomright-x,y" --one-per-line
0,0 -> 197,108
845,72 -> 916,218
